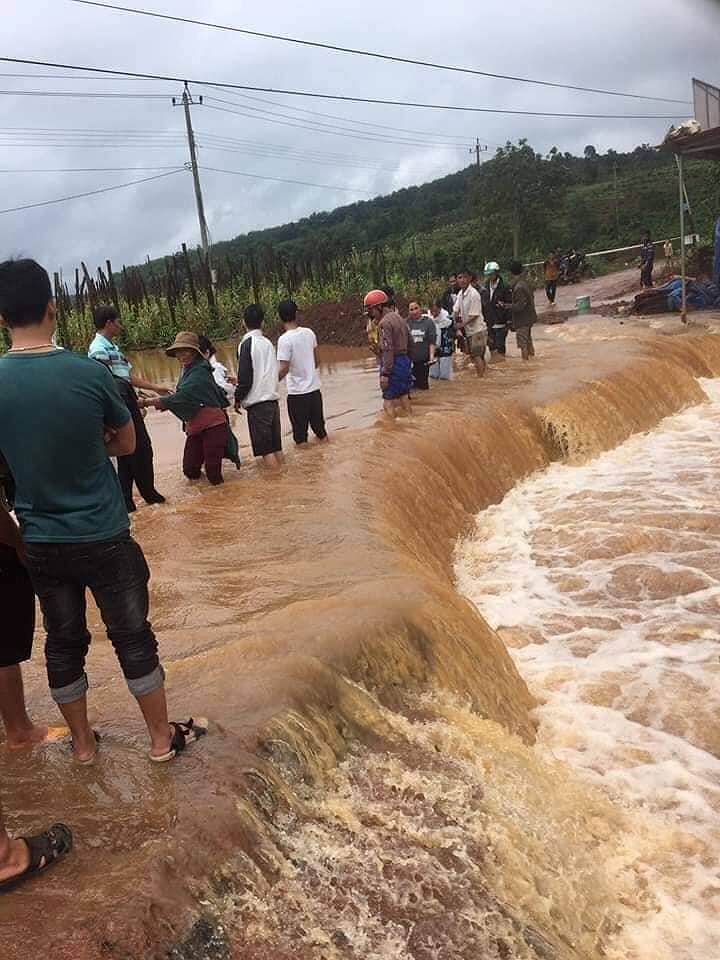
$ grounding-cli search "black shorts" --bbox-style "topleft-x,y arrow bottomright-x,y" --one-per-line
0,543 -> 35,667
247,400 -> 282,457
287,390 -> 327,444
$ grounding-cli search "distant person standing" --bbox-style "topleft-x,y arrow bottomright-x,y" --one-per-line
453,268 -> 487,377
502,260 -> 537,361
276,299 -> 327,445
406,300 -> 436,391
481,261 -> 510,358
89,305 -> 167,512
640,231 -> 655,288
543,249 -> 561,306
428,299 -> 454,381
363,289 -> 413,419
235,304 -> 283,466
663,238 -> 676,274
440,274 -> 459,315
198,335 -> 235,404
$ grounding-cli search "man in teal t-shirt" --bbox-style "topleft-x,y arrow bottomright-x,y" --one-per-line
0,258 -> 204,765
0,347 -> 132,543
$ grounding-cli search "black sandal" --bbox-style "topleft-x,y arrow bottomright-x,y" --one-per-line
0,823 -> 73,892
149,717 -> 208,763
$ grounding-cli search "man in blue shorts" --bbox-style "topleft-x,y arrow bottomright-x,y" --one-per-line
363,289 -> 413,419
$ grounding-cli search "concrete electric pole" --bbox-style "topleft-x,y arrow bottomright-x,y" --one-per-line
173,83 -> 211,262
470,138 -> 488,169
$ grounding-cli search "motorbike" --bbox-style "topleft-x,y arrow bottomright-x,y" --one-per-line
559,251 -> 595,284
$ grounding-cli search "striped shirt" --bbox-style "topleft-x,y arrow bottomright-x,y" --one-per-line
88,332 -> 132,381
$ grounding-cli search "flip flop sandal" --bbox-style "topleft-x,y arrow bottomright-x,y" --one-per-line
0,823 -> 73,893
149,717 -> 208,763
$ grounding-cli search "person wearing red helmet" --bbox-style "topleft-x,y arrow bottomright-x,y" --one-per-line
363,289 -> 413,418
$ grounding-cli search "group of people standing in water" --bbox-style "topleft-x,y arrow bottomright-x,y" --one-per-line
0,259 -> 331,889
0,252 -> 537,891
364,259 -> 538,418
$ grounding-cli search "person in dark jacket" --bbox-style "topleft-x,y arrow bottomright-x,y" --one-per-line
501,261 -> 537,361
88,304 -> 167,512
481,261 -> 511,358
140,331 -> 240,485
440,274 -> 459,315
640,231 -> 655,288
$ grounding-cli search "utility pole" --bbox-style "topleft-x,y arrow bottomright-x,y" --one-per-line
613,160 -> 620,243
173,83 -> 210,262
470,138 -> 488,169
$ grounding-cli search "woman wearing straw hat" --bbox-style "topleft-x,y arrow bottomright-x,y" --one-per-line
139,331 -> 240,485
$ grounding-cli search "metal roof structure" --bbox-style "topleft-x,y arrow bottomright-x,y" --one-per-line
660,124 -> 720,162
657,79 -> 720,320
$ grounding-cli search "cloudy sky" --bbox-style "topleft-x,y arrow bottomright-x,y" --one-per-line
1,0 -> 717,275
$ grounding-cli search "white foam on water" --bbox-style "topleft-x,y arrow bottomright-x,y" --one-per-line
455,379 -> 720,960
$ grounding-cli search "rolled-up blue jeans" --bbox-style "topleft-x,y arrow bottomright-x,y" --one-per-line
25,533 -> 164,704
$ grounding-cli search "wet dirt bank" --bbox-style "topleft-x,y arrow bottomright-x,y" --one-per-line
2,316 -> 720,958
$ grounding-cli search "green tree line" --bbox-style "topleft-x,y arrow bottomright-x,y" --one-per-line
14,139 -> 717,353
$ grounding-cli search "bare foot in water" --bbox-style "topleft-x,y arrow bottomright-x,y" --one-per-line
6,722 -> 49,750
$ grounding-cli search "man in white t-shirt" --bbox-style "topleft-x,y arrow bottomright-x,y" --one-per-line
453,268 -> 487,378
276,299 -> 328,445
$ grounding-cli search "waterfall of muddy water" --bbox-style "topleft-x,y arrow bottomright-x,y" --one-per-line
456,380 -> 720,960
3,325 -> 720,959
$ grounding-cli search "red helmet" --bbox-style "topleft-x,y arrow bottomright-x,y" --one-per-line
363,289 -> 389,309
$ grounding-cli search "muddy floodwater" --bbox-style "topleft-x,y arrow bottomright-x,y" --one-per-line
3,302 -> 720,959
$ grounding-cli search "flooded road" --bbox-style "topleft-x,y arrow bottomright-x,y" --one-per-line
128,343 -> 381,469
3,305 -> 720,958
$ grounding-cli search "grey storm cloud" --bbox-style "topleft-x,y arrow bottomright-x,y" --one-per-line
0,0 -> 717,276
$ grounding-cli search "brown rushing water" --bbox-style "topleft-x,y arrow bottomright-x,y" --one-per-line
3,311 -> 720,959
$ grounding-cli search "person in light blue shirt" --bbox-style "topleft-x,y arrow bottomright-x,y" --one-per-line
89,304 -> 168,511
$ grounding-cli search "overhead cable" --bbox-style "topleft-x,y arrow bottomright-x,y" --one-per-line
0,167 -> 186,215
200,166 -> 373,195
203,97 -> 472,147
202,88 -> 478,144
68,0 -> 691,105
0,57 -> 686,119
0,165 -> 185,172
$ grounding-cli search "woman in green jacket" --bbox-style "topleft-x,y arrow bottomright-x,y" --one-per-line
140,331 -> 240,485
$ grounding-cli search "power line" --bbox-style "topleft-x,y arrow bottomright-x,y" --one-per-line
0,125 -> 183,134
0,89 -> 171,99
0,165 -> 185,172
0,71 -> 484,142
0,57 -> 686,119
0,72 -> 170,80
203,100 -> 472,148
0,168 -> 185,215
68,0 -> 691,106
200,166 -> 373,195
0,70 -> 481,143
0,123 -> 390,166
202,88 -> 478,144
196,142 -> 391,172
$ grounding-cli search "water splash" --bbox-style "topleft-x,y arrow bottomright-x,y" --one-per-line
456,380 -> 720,959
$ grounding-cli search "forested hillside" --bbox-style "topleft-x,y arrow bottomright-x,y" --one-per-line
45,140 -> 716,353
196,140 -> 719,285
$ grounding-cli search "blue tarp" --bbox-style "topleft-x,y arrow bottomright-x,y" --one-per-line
665,277 -> 720,311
